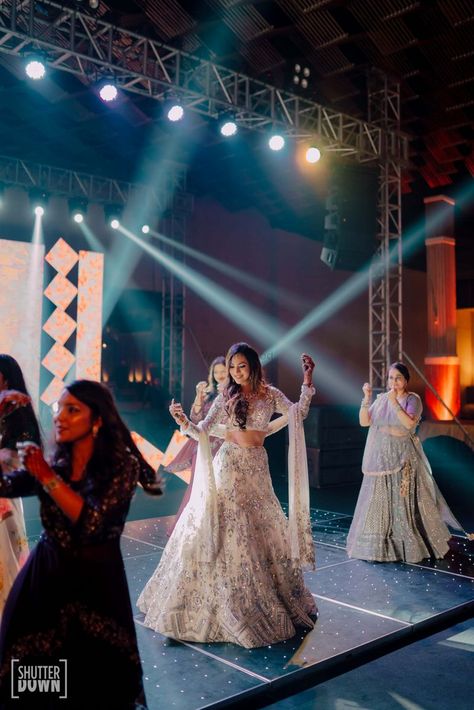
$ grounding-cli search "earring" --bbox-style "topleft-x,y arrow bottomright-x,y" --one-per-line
92,424 -> 100,438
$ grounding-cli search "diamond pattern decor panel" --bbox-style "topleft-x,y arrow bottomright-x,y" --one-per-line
45,237 -> 79,276
43,309 -> 76,346
44,273 -> 78,310
40,376 -> 66,407
76,251 -> 104,382
42,342 -> 75,380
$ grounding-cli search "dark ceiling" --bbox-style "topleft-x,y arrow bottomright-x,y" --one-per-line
0,0 -> 473,291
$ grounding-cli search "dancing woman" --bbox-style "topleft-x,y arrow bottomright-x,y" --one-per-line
347,362 -> 464,563
138,342 -> 317,648
0,355 -> 41,614
165,356 -> 226,533
0,380 -> 162,708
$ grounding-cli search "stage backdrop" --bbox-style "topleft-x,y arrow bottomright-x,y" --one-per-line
0,237 -> 103,406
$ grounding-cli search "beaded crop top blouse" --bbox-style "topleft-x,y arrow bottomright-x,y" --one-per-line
185,384 -> 315,438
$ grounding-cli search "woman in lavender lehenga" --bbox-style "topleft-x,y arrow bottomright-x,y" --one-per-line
347,362 -> 463,563
138,343 -> 317,648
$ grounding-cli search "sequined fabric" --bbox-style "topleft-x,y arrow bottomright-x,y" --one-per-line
347,391 -> 460,562
138,442 -> 316,648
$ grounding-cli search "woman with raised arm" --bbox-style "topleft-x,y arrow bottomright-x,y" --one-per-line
138,342 -> 317,648
165,355 -> 227,533
0,354 -> 41,615
0,379 -> 162,709
347,362 -> 464,563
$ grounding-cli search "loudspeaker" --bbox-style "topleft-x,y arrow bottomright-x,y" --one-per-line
321,167 -> 378,270
288,406 -> 368,488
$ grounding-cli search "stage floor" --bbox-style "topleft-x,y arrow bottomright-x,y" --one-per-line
121,509 -> 474,710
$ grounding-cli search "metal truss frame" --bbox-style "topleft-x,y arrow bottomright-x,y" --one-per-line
0,2 -> 407,389
160,211 -> 188,402
0,0 -> 407,162
0,154 -> 187,209
368,71 -> 403,390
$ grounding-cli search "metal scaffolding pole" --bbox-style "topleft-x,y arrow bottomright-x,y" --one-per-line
368,71 -> 404,390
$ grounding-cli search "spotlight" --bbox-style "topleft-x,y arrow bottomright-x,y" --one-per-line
141,224 -> 150,234
25,54 -> 46,80
68,197 -> 88,224
89,0 -> 99,8
99,81 -> 118,103
29,188 -> 49,215
268,134 -> 285,151
104,204 -> 123,228
306,146 -> 321,163
220,119 -> 238,137
166,103 -> 184,122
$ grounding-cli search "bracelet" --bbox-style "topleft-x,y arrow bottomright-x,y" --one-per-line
360,400 -> 370,409
42,477 -> 60,494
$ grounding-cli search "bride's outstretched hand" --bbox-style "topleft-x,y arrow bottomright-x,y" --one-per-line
301,354 -> 315,385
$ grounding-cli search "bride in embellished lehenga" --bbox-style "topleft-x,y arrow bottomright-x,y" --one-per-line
138,342 -> 317,648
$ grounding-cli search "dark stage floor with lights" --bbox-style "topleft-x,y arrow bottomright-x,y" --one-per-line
114,508 -> 474,710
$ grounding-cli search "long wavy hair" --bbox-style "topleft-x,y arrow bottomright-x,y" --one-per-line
52,379 -> 156,487
205,355 -> 226,402
223,343 -> 266,429
0,353 -> 41,446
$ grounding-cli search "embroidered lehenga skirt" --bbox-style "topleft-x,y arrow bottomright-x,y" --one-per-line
138,442 -> 316,648
347,429 -> 460,563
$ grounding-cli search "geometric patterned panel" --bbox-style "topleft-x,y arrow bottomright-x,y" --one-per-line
41,342 -> 75,380
44,273 -> 78,310
0,239 -> 44,405
43,309 -> 77,345
40,376 -> 67,407
44,237 -> 79,276
131,431 -> 164,472
76,250 -> 104,382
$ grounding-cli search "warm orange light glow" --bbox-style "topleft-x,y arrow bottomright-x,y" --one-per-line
424,357 -> 460,420
131,432 -> 164,471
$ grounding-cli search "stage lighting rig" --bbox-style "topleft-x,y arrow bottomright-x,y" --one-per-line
306,146 -> 321,163
98,79 -> 118,103
268,134 -> 285,152
69,197 -> 88,224
29,188 -> 49,216
219,117 -> 238,137
104,204 -> 123,229
25,53 -> 47,80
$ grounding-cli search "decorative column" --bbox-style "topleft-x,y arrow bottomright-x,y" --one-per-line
424,195 -> 460,420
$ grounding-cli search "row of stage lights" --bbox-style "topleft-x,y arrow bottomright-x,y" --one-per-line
24,55 -> 322,163
5,188 -> 148,232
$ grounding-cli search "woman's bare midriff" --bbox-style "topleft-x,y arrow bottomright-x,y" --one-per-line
225,430 -> 266,447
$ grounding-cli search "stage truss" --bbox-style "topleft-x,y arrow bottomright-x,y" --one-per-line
0,0 -> 408,389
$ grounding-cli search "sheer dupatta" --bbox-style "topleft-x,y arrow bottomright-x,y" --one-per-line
175,430 -> 220,563
288,404 -> 315,570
